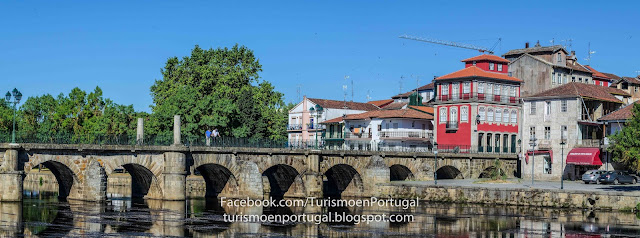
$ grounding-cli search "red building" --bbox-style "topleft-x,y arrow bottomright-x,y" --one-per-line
433,55 -> 523,153
584,65 -> 611,87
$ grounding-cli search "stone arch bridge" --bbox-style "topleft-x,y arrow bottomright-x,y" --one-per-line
0,143 -> 518,202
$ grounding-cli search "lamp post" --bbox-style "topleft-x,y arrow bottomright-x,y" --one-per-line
309,105 -> 324,149
5,88 -> 22,144
560,139 -> 566,190
433,142 -> 438,185
529,136 -> 537,186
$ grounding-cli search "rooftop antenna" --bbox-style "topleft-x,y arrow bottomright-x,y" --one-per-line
586,42 -> 596,65
399,75 -> 405,94
343,75 -> 349,114
366,90 -> 372,101
560,39 -> 573,51
351,78 -> 354,102
550,38 -> 555,45
296,84 -> 302,103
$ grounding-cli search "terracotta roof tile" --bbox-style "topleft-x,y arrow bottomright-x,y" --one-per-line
565,61 -> 591,73
602,72 -> 622,80
381,102 -> 408,110
599,102 -> 639,121
461,54 -> 510,63
622,77 -> 640,85
391,91 -> 413,99
526,82 -> 629,103
321,116 -> 345,124
435,66 -> 522,82
417,82 -> 435,91
340,109 -> 434,121
584,65 -> 610,79
408,105 -> 434,115
308,98 -> 379,111
367,99 -> 394,108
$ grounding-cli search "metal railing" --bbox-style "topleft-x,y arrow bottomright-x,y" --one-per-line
575,139 -> 601,148
379,131 -> 432,139
306,124 -> 325,130
345,131 -> 372,139
436,93 -> 520,104
446,121 -> 458,130
287,124 -> 303,130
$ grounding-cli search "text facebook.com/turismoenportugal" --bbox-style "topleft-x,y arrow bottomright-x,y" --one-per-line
221,197 -> 418,224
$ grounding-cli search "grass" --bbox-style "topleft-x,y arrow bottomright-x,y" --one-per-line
473,178 -> 518,184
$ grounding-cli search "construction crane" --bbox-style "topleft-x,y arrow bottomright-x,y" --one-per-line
399,34 -> 501,54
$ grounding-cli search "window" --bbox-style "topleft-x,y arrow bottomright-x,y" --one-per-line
450,107 -> 458,122
600,81 -> 604,86
412,121 -> 415,127
510,110 -> 517,123
544,126 -> 551,140
478,82 -> 485,93
489,62 -> 495,70
495,108 -> 502,123
472,61 -> 476,65
441,84 -> 449,95
563,74 -> 567,84
463,82 -> 470,94
572,76 -> 576,82
579,77 -> 583,82
487,108 -> 494,122
494,84 -> 500,95
487,83 -> 493,96
460,106 -> 468,122
557,53 -> 562,62
452,83 -> 459,98
479,107 -> 486,121
552,73 -> 556,85
439,107 -> 447,122
635,86 -> 639,92
503,109 -> 509,123
497,64 -> 503,72
393,123 -> 398,129
511,86 -> 517,97
561,125 -> 568,140
561,100 -> 567,112
545,101 -> 551,115
530,102 -> 536,115
530,126 -> 536,139
544,156 -> 552,174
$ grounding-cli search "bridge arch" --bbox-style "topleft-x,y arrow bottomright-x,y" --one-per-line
389,164 -> 414,181
102,155 -> 164,199
323,164 -> 364,198
25,155 -> 82,199
262,164 -> 305,198
195,163 -> 240,198
436,165 -> 464,179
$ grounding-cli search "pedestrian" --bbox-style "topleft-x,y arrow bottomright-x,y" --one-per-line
205,129 -> 212,146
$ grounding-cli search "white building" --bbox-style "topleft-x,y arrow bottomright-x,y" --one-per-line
321,107 -> 434,151
287,96 -> 379,146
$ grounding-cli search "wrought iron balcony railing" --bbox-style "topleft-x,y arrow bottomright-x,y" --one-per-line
379,131 -> 432,139
436,93 -> 520,104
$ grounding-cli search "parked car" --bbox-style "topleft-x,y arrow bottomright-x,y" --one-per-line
582,170 -> 606,184
598,171 -> 638,185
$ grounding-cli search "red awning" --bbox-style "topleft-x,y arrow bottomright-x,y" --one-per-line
566,148 -> 602,166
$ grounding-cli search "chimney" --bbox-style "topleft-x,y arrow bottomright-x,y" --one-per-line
525,42 -> 529,48
571,51 -> 576,56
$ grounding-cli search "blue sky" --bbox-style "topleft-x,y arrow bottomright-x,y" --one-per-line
1,1 -> 638,112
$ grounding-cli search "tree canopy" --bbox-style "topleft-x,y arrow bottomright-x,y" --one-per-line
608,103 -> 640,170
149,44 -> 288,142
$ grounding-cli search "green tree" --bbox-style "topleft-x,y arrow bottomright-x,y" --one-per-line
609,103 -> 640,170
149,44 -> 287,142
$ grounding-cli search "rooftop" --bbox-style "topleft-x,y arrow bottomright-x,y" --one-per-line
367,99 -> 394,108
417,82 -> 435,91
435,66 -> 522,82
503,44 -> 567,56
321,108 -> 434,124
308,98 -> 379,111
526,82 -> 630,103
461,54 -> 510,64
599,102 -> 639,121
584,65 -> 610,79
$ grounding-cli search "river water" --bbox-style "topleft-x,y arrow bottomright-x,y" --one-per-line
2,182 -> 640,237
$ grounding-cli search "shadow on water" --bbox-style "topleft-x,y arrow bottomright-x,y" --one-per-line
23,197 -> 74,237
186,197 -> 232,235
103,197 -> 153,234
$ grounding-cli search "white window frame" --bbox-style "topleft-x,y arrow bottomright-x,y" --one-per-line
497,64 -> 503,72
545,101 -> 551,116
487,107 -> 494,122
478,107 -> 485,121
439,107 -> 447,123
489,63 -> 495,70
510,110 -> 517,123
450,107 -> 458,122
452,83 -> 459,98
494,84 -> 500,96
561,100 -> 567,112
552,73 -> 556,85
503,109 -> 509,123
478,82 -> 485,94
495,108 -> 502,123
441,84 -> 449,95
463,82 -> 470,94
460,106 -> 469,122
544,126 -> 551,140
510,86 -> 516,97
486,83 -> 493,96
530,102 -> 536,115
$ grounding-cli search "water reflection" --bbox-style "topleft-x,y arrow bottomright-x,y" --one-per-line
4,182 -> 640,237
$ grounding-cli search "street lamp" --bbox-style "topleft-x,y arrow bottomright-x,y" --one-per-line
529,136 -> 537,186
5,88 -> 22,144
560,139 -> 566,189
309,105 -> 324,149
433,141 -> 438,185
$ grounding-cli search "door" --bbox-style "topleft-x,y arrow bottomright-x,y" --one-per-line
510,135 -> 517,153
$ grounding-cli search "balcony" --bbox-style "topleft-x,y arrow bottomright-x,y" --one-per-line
575,139 -> 601,148
379,131 -> 432,140
345,131 -> 372,139
306,123 -> 326,130
436,93 -> 520,104
445,121 -> 458,131
537,140 -> 553,149
287,124 -> 303,131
